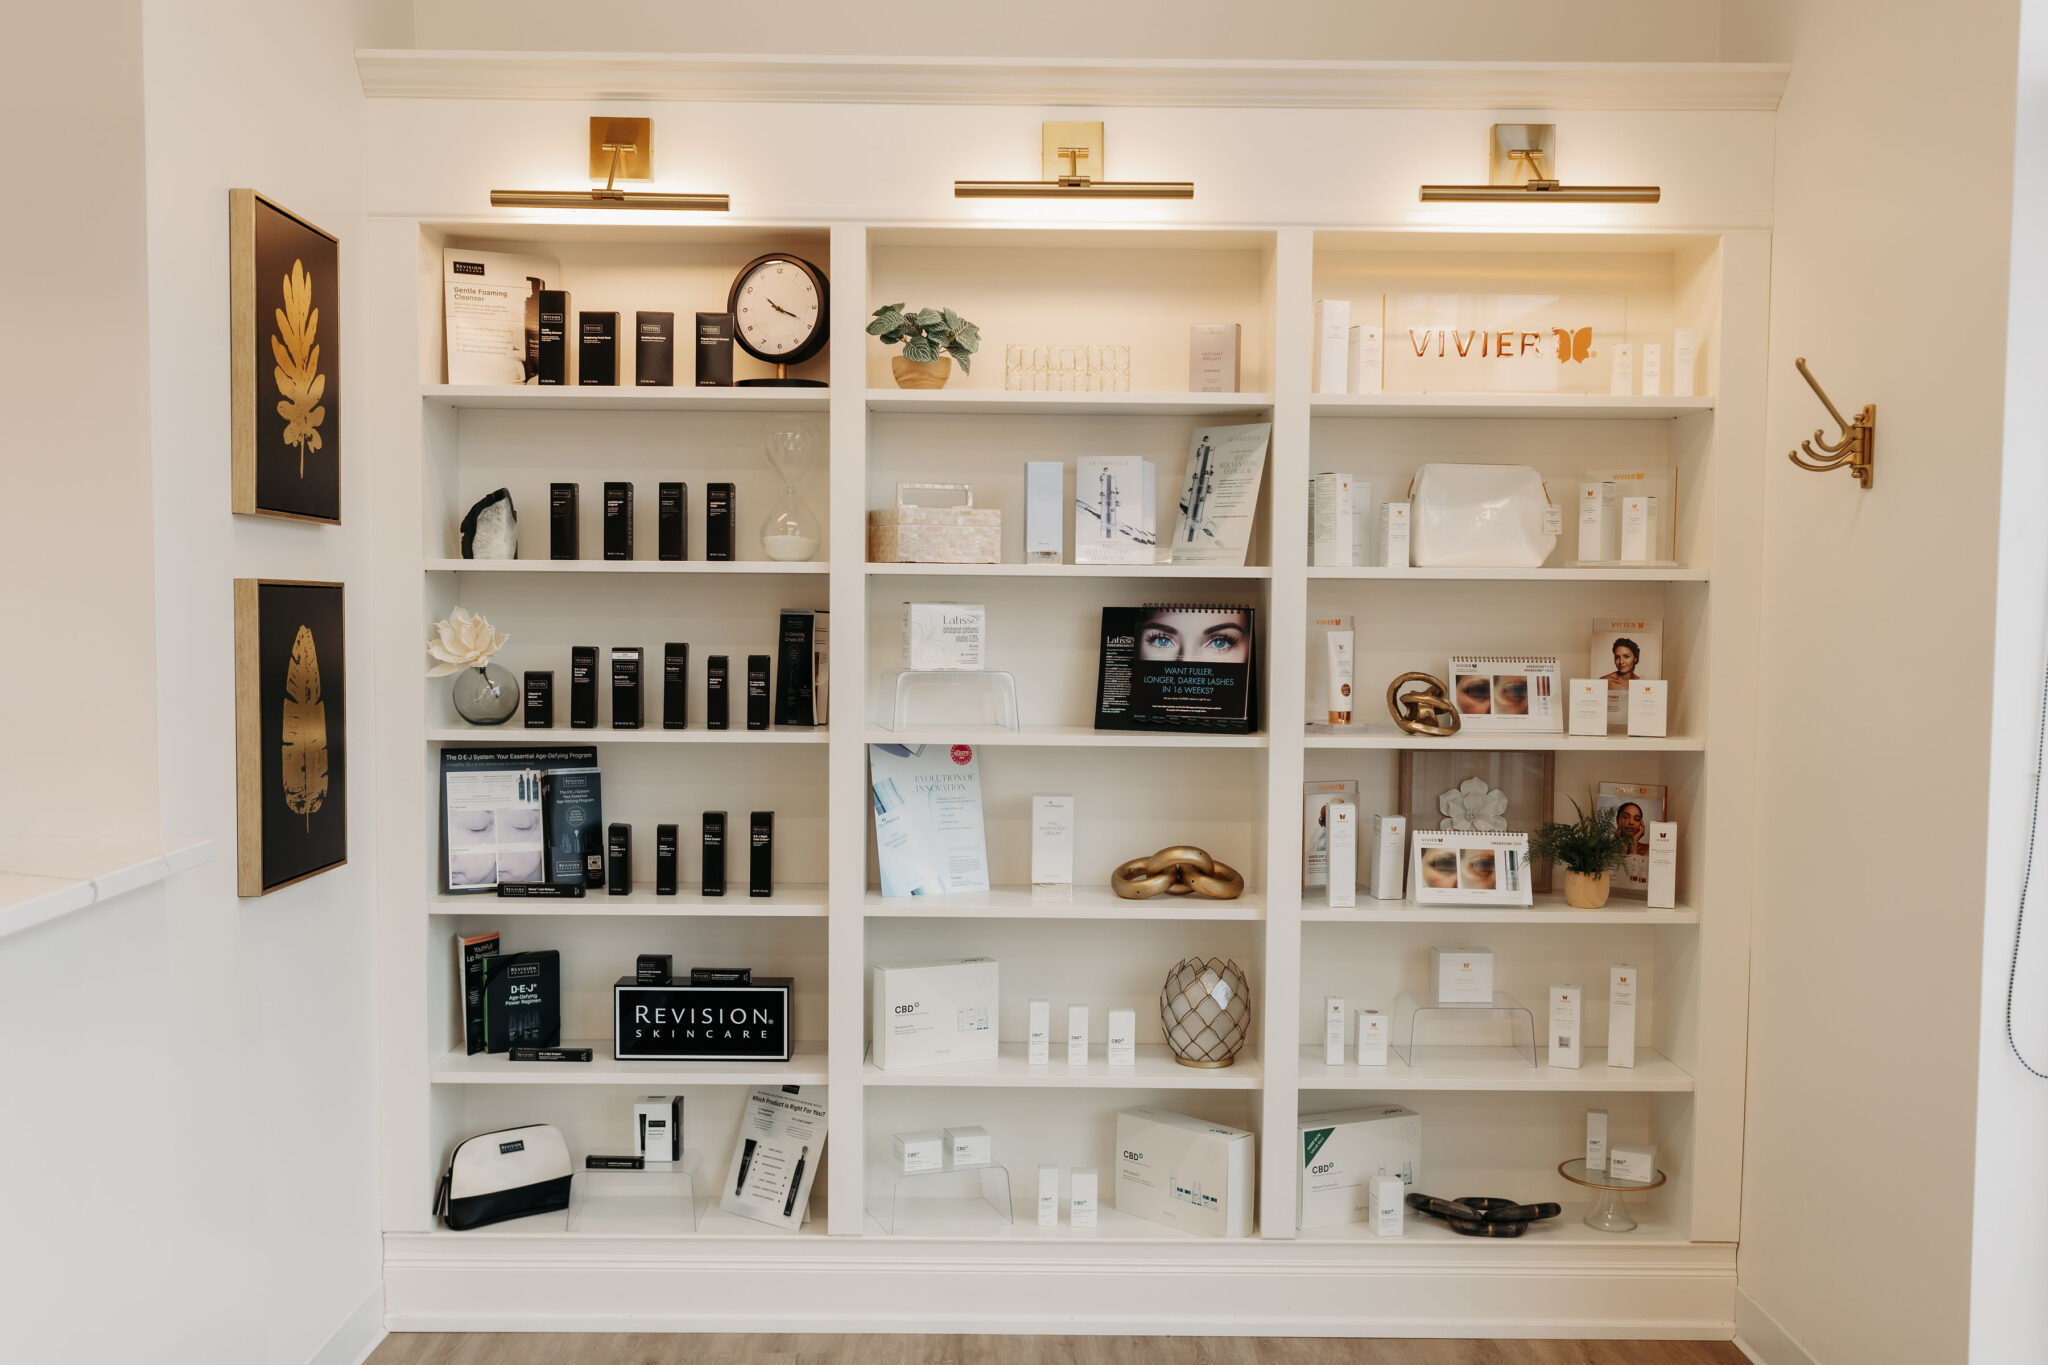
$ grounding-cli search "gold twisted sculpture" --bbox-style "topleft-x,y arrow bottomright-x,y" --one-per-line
1112,845 -> 1245,900
1388,671 -> 1462,737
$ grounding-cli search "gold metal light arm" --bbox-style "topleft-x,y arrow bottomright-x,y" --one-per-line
954,120 -> 1193,199
491,116 -> 730,211
1784,357 -> 1876,489
1420,123 -> 1660,203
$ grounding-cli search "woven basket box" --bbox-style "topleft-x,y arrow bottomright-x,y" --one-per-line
867,482 -> 1002,565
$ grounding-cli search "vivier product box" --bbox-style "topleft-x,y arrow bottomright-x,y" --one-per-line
1116,1106 -> 1255,1238
1296,1104 -> 1421,1230
869,958 -> 999,1070
1431,947 -> 1494,1004
613,976 -> 793,1062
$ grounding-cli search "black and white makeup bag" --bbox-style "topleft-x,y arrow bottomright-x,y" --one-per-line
433,1123 -> 572,1230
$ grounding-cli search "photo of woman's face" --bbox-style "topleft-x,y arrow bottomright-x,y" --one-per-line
1612,643 -> 1639,675
1420,848 -> 1460,888
1616,803 -> 1646,845
1138,608 -> 1250,663
1459,848 -> 1497,890
1456,674 -> 1492,714
1493,674 -> 1529,716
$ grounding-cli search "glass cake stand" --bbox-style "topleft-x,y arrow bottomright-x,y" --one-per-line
1557,1157 -> 1665,1233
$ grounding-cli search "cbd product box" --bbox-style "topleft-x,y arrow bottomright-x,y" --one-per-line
945,1125 -> 993,1168
1296,1103 -> 1422,1230
612,976 -> 793,1062
720,1085 -> 826,1230
893,1130 -> 943,1173
869,958 -> 999,1070
1115,1106 -> 1256,1239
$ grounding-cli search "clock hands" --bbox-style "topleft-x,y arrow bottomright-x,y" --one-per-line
766,298 -> 799,319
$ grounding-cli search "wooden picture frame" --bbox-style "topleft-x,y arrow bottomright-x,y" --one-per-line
1398,749 -> 1557,895
234,579 -> 347,896
230,189 -> 341,523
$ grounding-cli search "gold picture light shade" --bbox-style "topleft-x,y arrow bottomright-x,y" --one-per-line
1420,124 -> 1659,204
954,121 -> 1193,200
491,117 -> 730,212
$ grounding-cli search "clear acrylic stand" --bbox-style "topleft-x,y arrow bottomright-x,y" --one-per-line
866,1159 -> 1014,1234
1392,991 -> 1537,1068
566,1151 -> 703,1233
877,669 -> 1021,732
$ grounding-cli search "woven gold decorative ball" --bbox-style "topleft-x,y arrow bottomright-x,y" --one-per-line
1159,956 -> 1251,1068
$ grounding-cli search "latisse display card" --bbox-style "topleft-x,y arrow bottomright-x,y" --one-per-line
1095,605 -> 1258,734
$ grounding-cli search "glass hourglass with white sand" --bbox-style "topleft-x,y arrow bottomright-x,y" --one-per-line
759,422 -> 823,562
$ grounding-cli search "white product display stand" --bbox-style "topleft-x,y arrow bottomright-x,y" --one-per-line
867,1159 -> 1015,1234
1393,991 -> 1538,1069
567,1157 -> 703,1234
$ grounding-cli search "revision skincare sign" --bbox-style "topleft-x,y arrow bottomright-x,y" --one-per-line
613,978 -> 793,1061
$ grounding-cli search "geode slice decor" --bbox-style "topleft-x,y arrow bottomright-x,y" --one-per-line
461,487 -> 518,559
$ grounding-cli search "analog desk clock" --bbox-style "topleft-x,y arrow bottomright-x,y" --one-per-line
729,253 -> 828,386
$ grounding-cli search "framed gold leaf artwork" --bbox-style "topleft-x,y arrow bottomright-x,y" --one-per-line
234,579 -> 347,896
231,190 -> 340,523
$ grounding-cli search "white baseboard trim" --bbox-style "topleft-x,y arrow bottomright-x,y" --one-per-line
309,1287 -> 386,1365
1735,1289 -> 1820,1365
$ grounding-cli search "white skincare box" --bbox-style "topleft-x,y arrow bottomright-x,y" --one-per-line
1430,947 -> 1495,1005
870,958 -> 1000,1070
1368,1174 -> 1406,1237
893,1129 -> 944,1173
901,602 -> 987,671
1117,1107 -> 1256,1238
1355,1008 -> 1389,1065
1673,328 -> 1696,397
634,1096 -> 682,1162
1577,481 -> 1612,562
1610,342 -> 1635,396
1381,502 -> 1411,568
1609,1143 -> 1657,1185
1348,325 -> 1384,394
1310,472 -> 1354,567
1619,494 -> 1651,562
1549,984 -> 1584,1070
1324,996 -> 1347,1066
1628,679 -> 1669,737
1369,814 -> 1407,900
1350,480 -> 1372,565
1070,1167 -> 1099,1229
1067,1004 -> 1090,1066
944,1125 -> 993,1168
1608,965 -> 1638,1068
1107,1007 -> 1137,1066
1569,678 -> 1608,736
1313,299 -> 1351,394
1586,1108 -> 1609,1171
1025,461 -> 1064,563
1027,998 -> 1051,1064
1037,1163 -> 1059,1226
1326,801 -> 1358,907
1641,343 -> 1663,397
1646,821 -> 1678,908
1189,323 -> 1241,393
1031,795 -> 1075,887
1295,1104 -> 1421,1230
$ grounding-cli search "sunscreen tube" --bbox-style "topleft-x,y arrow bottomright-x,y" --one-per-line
1326,630 -> 1355,725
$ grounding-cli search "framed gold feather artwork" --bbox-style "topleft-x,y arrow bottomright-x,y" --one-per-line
234,579 -> 347,896
230,190 -> 340,523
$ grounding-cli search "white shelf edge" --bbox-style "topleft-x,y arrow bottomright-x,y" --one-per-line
1311,393 -> 1717,419
421,383 -> 830,411
426,559 -> 829,575
1304,724 -> 1704,752
865,1043 -> 1263,1090
863,885 -> 1265,921
1301,894 -> 1698,925
1305,565 -> 1707,582
432,1040 -> 830,1086
1298,1045 -> 1694,1093
864,562 -> 1273,579
0,837 -> 214,942
427,726 -> 829,745
865,725 -> 1268,750
866,389 -> 1276,417
431,886 -> 830,918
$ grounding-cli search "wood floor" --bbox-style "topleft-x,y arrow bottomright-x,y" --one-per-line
367,1335 -> 1748,1365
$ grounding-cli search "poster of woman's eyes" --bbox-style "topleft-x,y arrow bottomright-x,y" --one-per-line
1448,655 -> 1561,732
1095,604 -> 1258,734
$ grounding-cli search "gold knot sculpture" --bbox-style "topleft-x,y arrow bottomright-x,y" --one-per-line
1112,846 -> 1245,900
1388,671 -> 1462,737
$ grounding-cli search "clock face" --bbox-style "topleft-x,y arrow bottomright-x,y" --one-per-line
733,258 -> 823,358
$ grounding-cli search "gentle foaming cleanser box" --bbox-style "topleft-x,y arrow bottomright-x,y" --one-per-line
1324,996 -> 1347,1066
1026,461 -> 1064,563
1608,965 -> 1638,1068
1027,998 -> 1051,1064
1118,1107 -> 1255,1238
1326,801 -> 1357,907
1313,299 -> 1351,394
1067,1004 -> 1090,1065
1355,1008 -> 1389,1065
869,958 -> 999,1070
1032,795 -> 1075,887
1628,679 -> 1669,737
1549,984 -> 1584,1069
1107,1007 -> 1137,1066
1647,821 -> 1677,908
1037,1164 -> 1059,1226
1431,948 -> 1495,1004
1295,1104 -> 1421,1230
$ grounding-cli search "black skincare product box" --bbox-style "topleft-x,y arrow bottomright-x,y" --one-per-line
662,643 -> 689,729
613,976 -> 793,1062
587,1154 -> 644,1170
746,655 -> 770,731
509,1047 -> 592,1063
702,811 -> 727,896
523,671 -> 553,729
635,311 -> 675,386
496,882 -> 585,899
611,647 -> 643,729
603,481 -> 634,560
658,482 -> 687,561
570,646 -> 598,728
706,655 -> 729,730
774,609 -> 829,727
691,967 -> 753,985
750,811 -> 773,897
655,826 -> 678,896
538,290 -> 571,384
550,483 -> 580,559
706,482 -> 736,561
695,311 -> 734,387
607,823 -> 631,895
637,952 -> 673,984
484,950 -> 562,1053
578,311 -> 619,386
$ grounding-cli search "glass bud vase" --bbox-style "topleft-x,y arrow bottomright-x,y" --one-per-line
452,662 -> 519,726
760,422 -> 823,562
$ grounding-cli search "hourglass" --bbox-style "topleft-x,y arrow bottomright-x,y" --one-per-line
759,422 -> 822,561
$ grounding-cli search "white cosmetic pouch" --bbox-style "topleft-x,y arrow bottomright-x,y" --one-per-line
1408,464 -> 1558,568
435,1123 -> 572,1230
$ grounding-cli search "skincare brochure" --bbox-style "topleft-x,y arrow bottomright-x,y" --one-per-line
1095,604 -> 1258,735
1590,619 -> 1663,727
1594,781 -> 1667,897
441,247 -> 558,386
867,743 -> 991,897
720,1086 -> 827,1230
1448,656 -> 1562,732
1411,830 -> 1534,907
438,746 -> 601,893
1167,423 -> 1271,566
1074,456 -> 1156,564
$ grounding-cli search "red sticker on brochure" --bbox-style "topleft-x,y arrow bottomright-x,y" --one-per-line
950,745 -> 973,765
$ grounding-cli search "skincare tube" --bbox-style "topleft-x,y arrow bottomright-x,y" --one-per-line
1326,630 -> 1355,725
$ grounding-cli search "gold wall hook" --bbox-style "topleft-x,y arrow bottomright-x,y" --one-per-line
1785,357 -> 1875,489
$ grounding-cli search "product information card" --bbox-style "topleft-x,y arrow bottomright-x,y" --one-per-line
867,743 -> 991,896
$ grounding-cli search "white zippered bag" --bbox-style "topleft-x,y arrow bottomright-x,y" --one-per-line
433,1123 -> 572,1230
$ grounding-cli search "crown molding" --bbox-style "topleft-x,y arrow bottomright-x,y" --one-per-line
355,51 -> 1789,111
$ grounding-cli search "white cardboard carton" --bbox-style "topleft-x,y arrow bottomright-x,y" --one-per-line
1116,1107 -> 1256,1238
869,958 -> 999,1070
1296,1104 -> 1422,1230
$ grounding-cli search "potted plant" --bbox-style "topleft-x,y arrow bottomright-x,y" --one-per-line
868,304 -> 980,389
1526,799 -> 1632,909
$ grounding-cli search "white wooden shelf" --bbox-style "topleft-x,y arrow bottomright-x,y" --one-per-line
864,884 -> 1265,921
1298,1045 -> 1693,1092
422,383 -> 830,412
861,1205 -> 1234,1242
1304,723 -> 1704,752
1301,892 -> 1699,925
425,558 -> 829,575
1311,393 -> 1716,420
428,724 -> 828,745
864,1043 -> 1263,1090
866,389 -> 1275,417
430,885 -> 830,918
0,837 -> 214,942
431,1040 -> 830,1087
1300,1202 -> 1691,1248
866,724 -> 1268,749
1306,565 -> 1707,582
865,561 -> 1272,579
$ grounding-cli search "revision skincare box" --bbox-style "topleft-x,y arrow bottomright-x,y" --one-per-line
707,483 -> 736,561
701,811 -> 726,896
655,824 -> 678,895
523,671 -> 553,729
570,646 -> 598,728
706,655 -> 729,730
613,976 -> 792,1062
550,483 -> 579,559
603,482 -> 634,560
658,482 -> 687,560
537,290 -> 570,384
662,644 -> 688,729
610,647 -> 643,729
745,655 -> 770,730
606,823 -> 631,895
749,811 -> 772,896
578,311 -> 618,386
695,312 -> 734,386
635,311 -> 674,386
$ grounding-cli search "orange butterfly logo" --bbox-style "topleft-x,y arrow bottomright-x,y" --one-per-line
1553,327 -> 1596,364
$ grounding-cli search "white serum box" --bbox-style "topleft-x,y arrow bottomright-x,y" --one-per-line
1310,471 -> 1353,568
1628,679 -> 1669,738
1549,984 -> 1584,1070
1380,502 -> 1410,568
1640,343 -> 1663,397
1577,481 -> 1611,562
1189,322 -> 1241,393
1025,461 -> 1064,563
1067,1004 -> 1090,1066
1586,1108 -> 1609,1171
1355,1008 -> 1389,1065
1672,328 -> 1696,396
1569,678 -> 1608,736
1324,995 -> 1347,1066
1031,795 -> 1074,887
1107,1007 -> 1137,1066
1326,801 -> 1357,907
1037,1164 -> 1059,1226
1313,299 -> 1351,393
1348,325 -> 1384,394
1027,998 -> 1051,1064
1608,965 -> 1638,1068
1069,1167 -> 1099,1228
1646,821 -> 1678,908
1368,814 -> 1406,900
1610,342 -> 1635,396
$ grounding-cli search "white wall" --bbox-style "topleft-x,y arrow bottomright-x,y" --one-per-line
1739,1 -> 2021,1362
